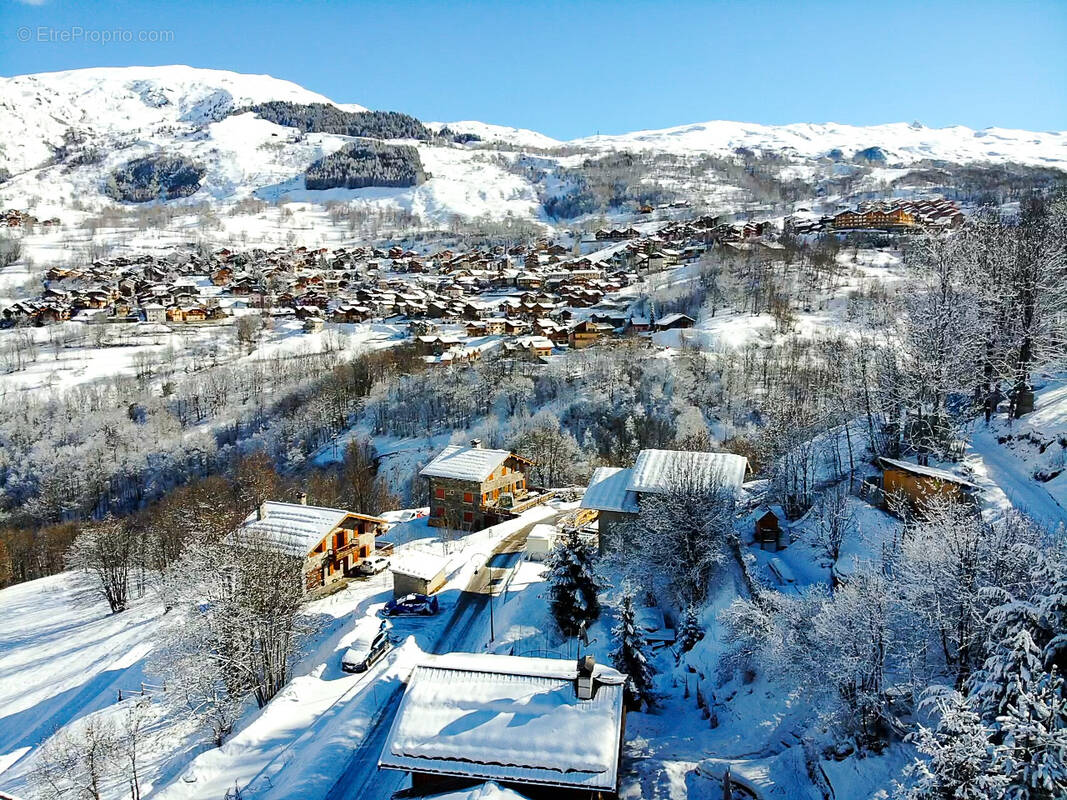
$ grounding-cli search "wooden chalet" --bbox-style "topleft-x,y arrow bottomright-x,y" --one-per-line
234,496 -> 388,593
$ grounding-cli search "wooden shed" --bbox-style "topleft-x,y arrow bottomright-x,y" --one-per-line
877,457 -> 980,515
754,505 -> 787,551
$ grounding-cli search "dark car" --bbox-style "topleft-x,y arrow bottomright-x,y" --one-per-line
382,593 -> 440,617
341,629 -> 392,673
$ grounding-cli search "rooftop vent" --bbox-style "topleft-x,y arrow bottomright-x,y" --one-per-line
470,438 -> 482,449
297,491 -> 308,505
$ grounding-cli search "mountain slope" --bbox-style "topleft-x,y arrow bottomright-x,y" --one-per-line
0,65 -> 1064,227
572,119 -> 1067,168
0,65 -> 365,176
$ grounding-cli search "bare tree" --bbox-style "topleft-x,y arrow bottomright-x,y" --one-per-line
66,517 -> 136,613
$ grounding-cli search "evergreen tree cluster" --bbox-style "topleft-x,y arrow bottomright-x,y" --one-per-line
543,530 -> 601,637
902,549 -> 1067,799
305,142 -> 427,190
106,154 -> 206,203
242,101 -> 432,140
436,126 -> 483,144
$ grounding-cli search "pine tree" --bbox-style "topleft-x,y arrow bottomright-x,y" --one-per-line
544,530 -> 601,637
679,604 -> 704,654
972,598 -> 1046,732
901,690 -> 1006,800
611,591 -> 656,709
993,669 -> 1067,800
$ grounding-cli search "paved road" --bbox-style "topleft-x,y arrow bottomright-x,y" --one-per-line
324,513 -> 561,800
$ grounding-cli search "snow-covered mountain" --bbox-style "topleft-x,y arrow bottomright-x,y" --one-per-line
1,65 -> 1064,226
571,119 -> 1067,167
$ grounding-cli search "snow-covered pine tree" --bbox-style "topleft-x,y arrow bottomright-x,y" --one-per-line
544,529 -> 601,637
900,690 -> 1006,800
612,591 -> 656,709
992,668 -> 1067,799
972,596 -> 1046,732
679,604 -> 704,654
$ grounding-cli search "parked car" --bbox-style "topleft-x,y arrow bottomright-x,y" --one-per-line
382,593 -> 440,617
357,556 -> 390,576
341,626 -> 393,673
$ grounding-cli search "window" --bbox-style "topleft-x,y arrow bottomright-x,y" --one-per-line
433,506 -> 444,517
463,492 -> 474,504
434,487 -> 445,499
334,531 -> 346,549
463,511 -> 474,523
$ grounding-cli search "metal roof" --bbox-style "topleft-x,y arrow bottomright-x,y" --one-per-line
627,449 -> 748,494
379,653 -> 625,791
580,466 -> 639,513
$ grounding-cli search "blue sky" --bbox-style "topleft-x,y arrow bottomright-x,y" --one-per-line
2,0 -> 1065,139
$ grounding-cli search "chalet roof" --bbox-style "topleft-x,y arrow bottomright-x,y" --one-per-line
878,457 -> 980,489
420,445 -> 524,482
580,467 -> 639,514
655,313 -> 695,327
379,653 -> 625,792
628,449 -> 748,494
235,501 -> 384,557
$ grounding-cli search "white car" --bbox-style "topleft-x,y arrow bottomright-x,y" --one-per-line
357,556 -> 390,576
341,626 -> 392,673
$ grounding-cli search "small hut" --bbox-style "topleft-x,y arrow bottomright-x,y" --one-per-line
754,505 -> 787,551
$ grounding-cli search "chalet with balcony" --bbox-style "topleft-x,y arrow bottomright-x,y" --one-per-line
421,442 -> 534,530
234,496 -> 389,593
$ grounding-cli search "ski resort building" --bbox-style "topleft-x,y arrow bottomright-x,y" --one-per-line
421,442 -> 535,531
379,653 -> 628,799
580,449 -> 750,548
234,496 -> 389,593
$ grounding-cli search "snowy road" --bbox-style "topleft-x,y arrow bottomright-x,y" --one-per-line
970,429 -> 1067,530
321,520 -> 554,800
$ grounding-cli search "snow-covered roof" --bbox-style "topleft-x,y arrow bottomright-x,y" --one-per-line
379,653 -> 626,791
581,467 -> 639,513
236,501 -> 348,557
390,550 -> 447,581
628,449 -> 748,494
655,312 -> 693,326
234,501 -> 384,557
878,457 -> 980,489
420,445 -> 517,482
423,782 -> 531,800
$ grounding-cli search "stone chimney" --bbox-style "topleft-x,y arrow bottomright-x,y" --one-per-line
576,654 -> 596,700
297,491 -> 308,505
256,501 -> 268,521
470,438 -> 482,449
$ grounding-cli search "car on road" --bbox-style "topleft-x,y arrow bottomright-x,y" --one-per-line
356,555 -> 390,576
341,626 -> 393,673
382,593 -> 440,617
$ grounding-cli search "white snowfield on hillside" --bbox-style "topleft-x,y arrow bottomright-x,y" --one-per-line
0,65 -> 363,176
1,65 -> 1065,227
572,119 -> 1067,167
